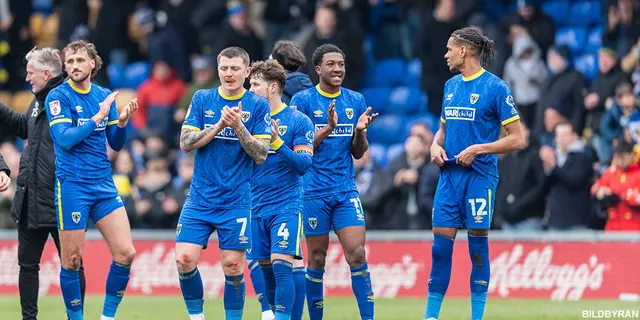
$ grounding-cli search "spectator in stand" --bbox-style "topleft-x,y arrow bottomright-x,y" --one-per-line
0,152 -> 10,191
503,32 -> 548,128
495,122 -> 546,230
539,122 -> 594,230
270,40 -> 313,105
621,39 -> 640,74
592,141 -> 640,231
213,1 -> 263,66
112,150 -> 139,228
585,48 -> 631,164
134,59 -> 187,146
171,155 -> 194,216
175,56 -> 220,124
467,13 -> 509,76
599,83 -> 638,166
414,123 -> 439,227
354,150 -> 391,230
534,45 -> 586,140
385,134 -> 431,229
134,152 -> 178,229
604,0 -> 640,58
0,151 -> 12,228
502,0 -> 555,55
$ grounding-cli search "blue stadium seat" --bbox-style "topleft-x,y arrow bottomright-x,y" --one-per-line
405,113 -> 439,135
574,53 -> 599,83
570,1 -> 602,27
555,27 -> 588,55
386,143 -> 405,164
361,87 -> 390,114
370,59 -> 406,87
33,0 -> 54,14
107,63 -> 126,89
368,143 -> 387,167
585,26 -> 603,53
402,58 -> 422,88
367,114 -> 405,146
542,1 -> 572,27
123,61 -> 151,90
388,87 -> 426,115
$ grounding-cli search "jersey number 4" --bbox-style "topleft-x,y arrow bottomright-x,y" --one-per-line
468,198 -> 488,217
277,223 -> 290,240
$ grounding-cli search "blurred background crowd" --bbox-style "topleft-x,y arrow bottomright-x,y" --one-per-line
0,0 -> 639,232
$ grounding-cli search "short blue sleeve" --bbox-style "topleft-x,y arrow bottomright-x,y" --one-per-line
440,82 -> 449,124
251,98 -> 272,139
290,92 -> 309,116
495,81 -> 520,126
357,93 -> 367,119
45,89 -> 72,127
293,113 -> 314,156
183,90 -> 204,131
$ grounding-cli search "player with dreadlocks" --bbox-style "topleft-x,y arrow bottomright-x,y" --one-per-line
424,27 -> 525,320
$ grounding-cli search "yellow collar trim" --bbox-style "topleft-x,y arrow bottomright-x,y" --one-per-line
218,86 -> 246,100
316,84 -> 341,98
271,103 -> 287,116
462,69 -> 486,82
67,79 -> 91,94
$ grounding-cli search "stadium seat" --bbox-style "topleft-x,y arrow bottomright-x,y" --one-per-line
0,91 -> 12,106
30,13 -> 46,40
585,27 -> 603,53
542,1 -> 572,27
362,59 -> 406,88
574,53 -> 599,83
114,89 -> 138,113
570,1 -> 602,27
361,87 -> 390,114
11,91 -> 34,113
40,13 -> 59,46
402,58 -> 422,88
388,87 -> 426,115
108,63 -> 126,90
123,61 -> 151,89
555,27 -> 588,55
405,113 -> 439,135
33,0 -> 54,14
386,143 -> 405,164
368,143 -> 387,167
367,114 -> 406,146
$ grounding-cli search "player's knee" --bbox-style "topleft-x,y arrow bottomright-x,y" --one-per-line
309,249 -> 327,270
114,246 -> 136,266
221,257 -> 244,276
175,253 -> 197,273
345,245 -> 366,268
432,240 -> 453,262
62,252 -> 83,270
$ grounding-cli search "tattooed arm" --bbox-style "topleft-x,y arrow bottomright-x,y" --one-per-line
235,126 -> 270,164
180,123 -> 222,153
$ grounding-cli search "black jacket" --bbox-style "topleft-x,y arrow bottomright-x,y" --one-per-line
283,72 -> 313,105
0,74 -> 66,228
534,67 -> 586,136
0,153 -> 9,175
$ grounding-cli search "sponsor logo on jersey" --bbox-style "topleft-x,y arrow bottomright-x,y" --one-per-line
49,100 -> 61,116
204,110 -> 215,118
443,107 -> 475,121
315,124 -> 354,137
78,118 -> 108,130
213,126 -> 239,140
313,110 -> 323,117
345,108 -> 354,119
470,93 -> 480,104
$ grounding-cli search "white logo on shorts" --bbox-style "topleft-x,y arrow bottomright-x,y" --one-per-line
72,212 -> 81,224
308,217 -> 317,229
176,223 -> 182,235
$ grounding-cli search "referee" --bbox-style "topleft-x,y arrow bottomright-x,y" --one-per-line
0,47 -> 85,320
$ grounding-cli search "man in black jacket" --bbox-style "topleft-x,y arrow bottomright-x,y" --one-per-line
0,47 -> 85,320
0,153 -> 10,192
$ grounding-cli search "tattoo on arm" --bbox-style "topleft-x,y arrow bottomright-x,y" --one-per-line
180,126 -> 215,152
236,127 -> 269,163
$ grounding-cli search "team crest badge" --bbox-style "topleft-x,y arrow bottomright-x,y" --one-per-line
278,125 -> 288,136
345,108 -> 354,120
470,93 -> 480,105
305,130 -> 314,144
176,223 -> 182,235
72,212 -> 81,224
241,111 -> 251,122
308,217 -> 317,229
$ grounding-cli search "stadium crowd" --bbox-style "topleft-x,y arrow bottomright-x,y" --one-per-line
0,0 -> 639,232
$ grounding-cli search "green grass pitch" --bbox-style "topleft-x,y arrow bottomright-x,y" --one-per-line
0,296 -> 637,319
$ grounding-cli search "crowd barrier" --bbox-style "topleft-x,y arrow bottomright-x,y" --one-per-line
0,230 -> 638,300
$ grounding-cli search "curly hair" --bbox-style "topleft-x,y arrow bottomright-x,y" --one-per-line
62,40 -> 103,77
250,59 -> 286,93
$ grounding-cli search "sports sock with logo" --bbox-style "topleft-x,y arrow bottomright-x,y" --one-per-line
305,268 -> 324,320
273,260 -> 295,320
424,234 -> 454,319
469,233 -> 490,320
102,261 -> 131,318
179,267 -> 204,316
60,267 -> 83,320
224,274 -> 246,320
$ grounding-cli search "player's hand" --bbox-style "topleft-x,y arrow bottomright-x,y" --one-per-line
456,144 -> 480,167
430,143 -> 448,167
327,100 -> 337,129
356,107 -> 379,131
99,91 -> 119,118
539,145 -> 556,168
271,119 -> 280,143
118,98 -> 138,128
0,171 -> 10,192
222,101 -> 244,132
584,93 -> 599,110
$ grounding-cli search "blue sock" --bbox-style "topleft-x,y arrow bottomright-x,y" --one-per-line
350,262 -> 374,320
261,263 -> 276,309
469,233 -> 490,320
248,261 -> 271,312
102,261 -> 131,318
224,275 -> 245,320
305,268 -> 324,320
60,267 -> 83,320
273,260 -> 295,320
425,234 -> 454,319
179,267 -> 204,315
291,267 -> 306,320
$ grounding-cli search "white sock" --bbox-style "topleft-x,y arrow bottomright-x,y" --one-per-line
189,313 -> 205,320
261,310 -> 275,320
100,316 -> 114,320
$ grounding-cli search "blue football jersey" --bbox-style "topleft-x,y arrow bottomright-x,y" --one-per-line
440,69 -> 520,180
251,104 -> 314,216
183,87 -> 272,209
290,85 -> 367,197
45,80 -> 120,181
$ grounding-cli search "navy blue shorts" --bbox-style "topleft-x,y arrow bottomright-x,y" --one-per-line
432,166 -> 496,229
55,176 -> 123,231
302,190 -> 366,236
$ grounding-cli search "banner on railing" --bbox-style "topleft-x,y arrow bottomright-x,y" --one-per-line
0,240 -> 637,300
